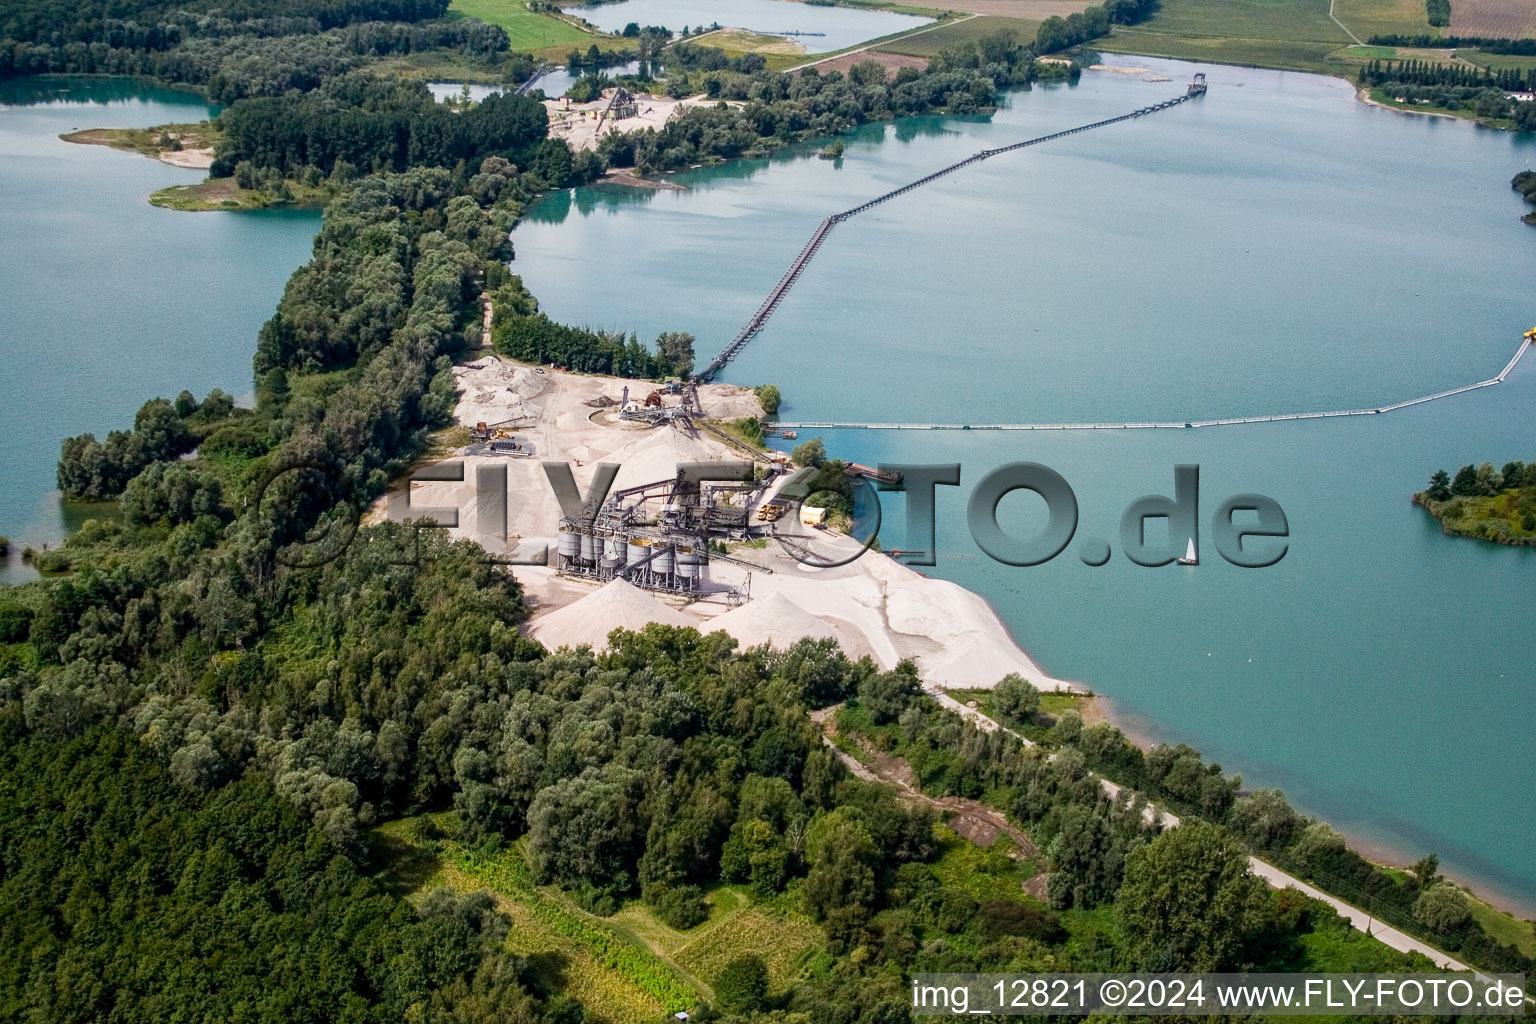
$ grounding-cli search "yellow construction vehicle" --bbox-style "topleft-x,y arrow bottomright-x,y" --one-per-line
1524,326 -> 1536,343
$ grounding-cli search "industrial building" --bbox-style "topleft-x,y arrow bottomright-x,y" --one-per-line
555,468 -> 777,598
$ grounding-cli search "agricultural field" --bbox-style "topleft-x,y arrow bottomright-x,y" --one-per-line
811,48 -> 933,74
449,0 -> 599,51
915,0 -> 1092,16
1460,48 -> 1536,69
1095,0 -> 1361,73
629,889 -> 826,996
370,821 -> 824,1020
1108,0 -> 1350,43
1449,0 -> 1536,38
1333,0 -> 1436,39
878,14 -> 1043,55
1099,30 -> 1352,73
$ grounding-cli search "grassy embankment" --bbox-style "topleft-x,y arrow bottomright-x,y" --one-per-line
1469,896 -> 1536,957
370,816 -> 825,1020
1414,487 -> 1536,543
149,177 -> 335,211
691,27 -> 814,71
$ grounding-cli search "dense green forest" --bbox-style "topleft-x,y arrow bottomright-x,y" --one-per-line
8,10 -> 1536,1019
0,0 -> 531,92
0,725 -> 576,1022
1368,34 -> 1536,53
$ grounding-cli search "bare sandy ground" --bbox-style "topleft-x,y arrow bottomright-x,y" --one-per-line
381,356 -> 1083,693
60,129 -> 214,168
601,169 -> 684,190
546,90 -> 717,153
158,147 -> 215,169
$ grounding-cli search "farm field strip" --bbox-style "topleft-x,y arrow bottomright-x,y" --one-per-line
449,0 -> 596,50
877,14 -> 1044,54
1449,0 -> 1536,39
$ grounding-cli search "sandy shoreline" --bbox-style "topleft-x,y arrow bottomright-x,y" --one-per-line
1354,86 -> 1462,121
60,128 -> 215,168
600,168 -> 684,190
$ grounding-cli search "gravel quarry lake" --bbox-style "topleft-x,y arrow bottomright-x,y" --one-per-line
509,57 -> 1536,914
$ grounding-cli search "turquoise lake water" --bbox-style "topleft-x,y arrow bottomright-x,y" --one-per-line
510,60 -> 1536,912
0,79 -> 320,580
567,0 -> 932,52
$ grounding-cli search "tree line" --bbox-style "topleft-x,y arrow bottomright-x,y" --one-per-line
842,676 -> 1536,976
1035,0 -> 1158,53
1359,57 -> 1533,92
1417,459 -> 1536,541
1368,34 -> 1536,53
57,390 -> 236,501
1358,59 -> 1536,128
596,31 -> 1056,176
0,0 -> 523,86
211,75 -> 553,179
493,311 -> 696,379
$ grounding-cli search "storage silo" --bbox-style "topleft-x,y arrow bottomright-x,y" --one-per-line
651,544 -> 674,576
557,529 -> 580,566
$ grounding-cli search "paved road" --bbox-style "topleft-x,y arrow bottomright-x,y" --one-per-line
925,688 -> 1484,976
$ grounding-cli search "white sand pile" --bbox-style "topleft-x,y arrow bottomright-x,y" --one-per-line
763,573 -> 900,668
696,382 -> 766,421
861,555 -> 1078,692
704,592 -> 837,650
527,579 -> 694,652
453,360 -> 550,425
600,428 -> 740,492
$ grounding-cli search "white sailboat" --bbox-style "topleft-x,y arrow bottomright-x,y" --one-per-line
1178,537 -> 1198,566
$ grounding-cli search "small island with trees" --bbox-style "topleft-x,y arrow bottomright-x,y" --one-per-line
1516,171 -> 1536,226
1414,459 -> 1536,544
